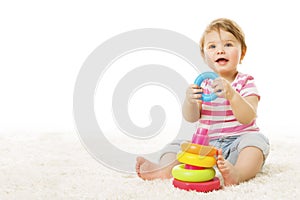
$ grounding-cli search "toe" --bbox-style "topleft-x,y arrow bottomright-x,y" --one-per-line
136,156 -> 146,163
136,156 -> 146,173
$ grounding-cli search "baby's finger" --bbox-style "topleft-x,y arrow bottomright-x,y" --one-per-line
191,92 -> 202,99
192,88 -> 203,95
187,92 -> 202,104
186,85 -> 199,95
186,88 -> 202,96
214,88 -> 224,97
191,84 -> 201,89
211,77 -> 223,88
190,98 -> 202,104
213,85 -> 222,93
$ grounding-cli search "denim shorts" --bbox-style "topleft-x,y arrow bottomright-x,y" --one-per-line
160,132 -> 270,165
209,132 -> 270,165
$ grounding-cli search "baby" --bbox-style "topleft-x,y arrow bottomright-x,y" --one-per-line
136,18 -> 270,186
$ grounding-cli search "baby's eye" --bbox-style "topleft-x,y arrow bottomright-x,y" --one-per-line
208,44 -> 216,49
225,43 -> 233,47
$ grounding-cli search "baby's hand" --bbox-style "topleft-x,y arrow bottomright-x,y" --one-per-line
212,77 -> 235,100
185,84 -> 203,104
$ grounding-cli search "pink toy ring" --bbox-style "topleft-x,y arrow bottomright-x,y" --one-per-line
173,177 -> 220,192
184,164 -> 204,170
181,142 -> 217,156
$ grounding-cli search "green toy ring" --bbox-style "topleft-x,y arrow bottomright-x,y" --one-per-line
172,164 -> 215,182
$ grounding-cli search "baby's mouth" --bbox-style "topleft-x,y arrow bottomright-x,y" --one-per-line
215,58 -> 229,65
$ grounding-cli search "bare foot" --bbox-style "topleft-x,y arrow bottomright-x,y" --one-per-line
216,149 -> 240,186
135,156 -> 173,180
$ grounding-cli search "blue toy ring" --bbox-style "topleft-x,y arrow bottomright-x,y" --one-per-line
194,72 -> 218,102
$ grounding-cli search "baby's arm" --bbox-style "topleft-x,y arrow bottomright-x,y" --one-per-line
182,84 -> 202,122
229,92 -> 258,124
212,78 -> 258,124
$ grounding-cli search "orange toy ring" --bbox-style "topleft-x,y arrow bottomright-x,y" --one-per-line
177,151 -> 216,168
181,142 -> 217,156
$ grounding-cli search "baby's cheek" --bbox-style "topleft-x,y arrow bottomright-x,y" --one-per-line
204,52 -> 214,64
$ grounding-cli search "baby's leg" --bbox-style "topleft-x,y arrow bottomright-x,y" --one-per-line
136,153 -> 179,180
217,146 -> 264,186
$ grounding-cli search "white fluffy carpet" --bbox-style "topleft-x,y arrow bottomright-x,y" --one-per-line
1,132 -> 299,199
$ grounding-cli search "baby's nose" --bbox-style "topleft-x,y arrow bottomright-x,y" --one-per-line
216,48 -> 225,54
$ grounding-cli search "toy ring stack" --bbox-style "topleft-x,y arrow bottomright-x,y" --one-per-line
171,122 -> 220,192
194,71 -> 218,102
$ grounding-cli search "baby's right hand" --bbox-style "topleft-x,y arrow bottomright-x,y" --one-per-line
185,84 -> 203,104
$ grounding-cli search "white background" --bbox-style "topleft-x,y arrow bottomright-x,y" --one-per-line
1,0 -> 299,138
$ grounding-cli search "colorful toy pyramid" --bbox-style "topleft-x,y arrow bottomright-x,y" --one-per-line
171,128 -> 220,192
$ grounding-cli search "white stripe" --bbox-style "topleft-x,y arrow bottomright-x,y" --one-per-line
200,114 -> 235,121
200,120 -> 241,130
202,104 -> 231,111
240,87 -> 259,97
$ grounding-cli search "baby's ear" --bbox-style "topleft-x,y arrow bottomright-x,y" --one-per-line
200,49 -> 206,62
240,48 -> 247,63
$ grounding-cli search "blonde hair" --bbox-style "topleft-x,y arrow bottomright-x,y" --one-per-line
200,18 -> 247,62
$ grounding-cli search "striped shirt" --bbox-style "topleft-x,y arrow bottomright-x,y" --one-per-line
199,72 -> 260,140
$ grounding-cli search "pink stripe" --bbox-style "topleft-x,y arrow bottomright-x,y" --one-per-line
235,79 -> 246,86
208,121 -> 258,134
203,101 -> 229,106
243,83 -> 255,89
201,109 -> 233,116
220,124 -> 254,133
200,119 -> 237,125
209,128 -> 260,140
208,127 -> 259,136
232,74 -> 254,89
236,76 -> 253,83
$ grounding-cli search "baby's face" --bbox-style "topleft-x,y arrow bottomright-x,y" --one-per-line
203,29 -> 242,75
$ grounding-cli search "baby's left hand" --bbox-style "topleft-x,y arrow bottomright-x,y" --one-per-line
212,77 -> 236,100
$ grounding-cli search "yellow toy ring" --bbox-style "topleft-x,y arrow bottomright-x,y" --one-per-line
172,164 -> 215,182
181,142 -> 217,156
177,151 -> 216,168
